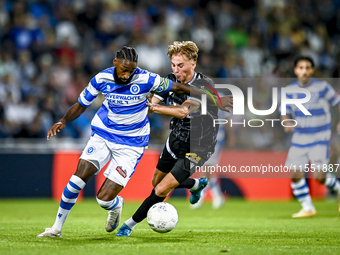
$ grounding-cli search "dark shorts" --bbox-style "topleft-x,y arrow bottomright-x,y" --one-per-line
156,132 -> 214,184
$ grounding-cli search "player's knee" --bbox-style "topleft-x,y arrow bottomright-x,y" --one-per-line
154,185 -> 168,197
74,159 -> 98,183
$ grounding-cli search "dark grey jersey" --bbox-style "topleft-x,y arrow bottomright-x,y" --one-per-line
155,72 -> 218,148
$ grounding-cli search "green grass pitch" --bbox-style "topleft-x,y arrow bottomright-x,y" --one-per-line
0,198 -> 340,255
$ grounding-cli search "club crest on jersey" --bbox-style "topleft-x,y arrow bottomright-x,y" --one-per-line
157,77 -> 170,92
86,146 -> 95,155
107,85 -> 111,92
310,92 -> 319,101
116,166 -> 127,178
130,84 -> 140,94
156,86 -> 164,92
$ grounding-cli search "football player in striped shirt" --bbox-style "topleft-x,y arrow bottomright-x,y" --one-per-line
116,41 -> 230,237
37,46 -> 232,237
281,56 -> 340,218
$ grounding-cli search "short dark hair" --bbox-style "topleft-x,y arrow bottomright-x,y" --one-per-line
294,56 -> 314,68
116,46 -> 138,62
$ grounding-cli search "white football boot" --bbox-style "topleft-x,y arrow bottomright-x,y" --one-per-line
37,228 -> 61,238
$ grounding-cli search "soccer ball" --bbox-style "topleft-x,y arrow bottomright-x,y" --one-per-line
147,202 -> 178,233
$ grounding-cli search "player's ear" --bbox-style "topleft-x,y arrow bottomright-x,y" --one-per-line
293,66 -> 298,76
311,67 -> 315,75
192,61 -> 197,69
113,58 -> 118,67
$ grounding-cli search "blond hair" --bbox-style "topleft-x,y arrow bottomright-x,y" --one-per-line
167,41 -> 199,61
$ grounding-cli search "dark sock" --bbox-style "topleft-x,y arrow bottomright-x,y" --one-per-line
132,189 -> 165,223
175,178 -> 195,189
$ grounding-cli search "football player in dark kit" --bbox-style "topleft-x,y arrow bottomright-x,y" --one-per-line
37,45 -> 231,238
116,41 -> 232,236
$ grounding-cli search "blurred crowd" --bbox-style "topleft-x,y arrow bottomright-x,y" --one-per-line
1,0 -> 340,152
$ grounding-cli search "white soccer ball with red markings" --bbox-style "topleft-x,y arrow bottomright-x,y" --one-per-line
147,202 -> 178,233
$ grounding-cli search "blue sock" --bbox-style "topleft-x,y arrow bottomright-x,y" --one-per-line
324,173 -> 340,193
291,178 -> 315,211
96,196 -> 121,210
52,175 -> 86,232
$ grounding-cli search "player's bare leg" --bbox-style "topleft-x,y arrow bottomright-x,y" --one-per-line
152,168 -> 207,205
151,168 -> 167,187
154,173 -> 180,196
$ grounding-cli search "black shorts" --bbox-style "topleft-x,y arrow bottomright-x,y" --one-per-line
156,132 -> 213,184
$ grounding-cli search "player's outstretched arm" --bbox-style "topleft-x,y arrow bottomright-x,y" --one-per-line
47,102 -> 86,140
147,99 -> 200,119
170,81 -> 233,112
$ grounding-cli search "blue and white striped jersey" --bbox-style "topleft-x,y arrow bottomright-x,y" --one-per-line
78,67 -> 173,147
284,78 -> 340,148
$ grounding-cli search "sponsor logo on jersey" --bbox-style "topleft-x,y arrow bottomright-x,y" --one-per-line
105,93 -> 141,105
130,84 -> 140,94
86,146 -> 95,155
116,166 -> 127,178
185,153 -> 201,164
310,92 -> 319,102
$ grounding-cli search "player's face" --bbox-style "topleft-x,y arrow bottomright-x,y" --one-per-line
294,60 -> 314,86
113,58 -> 137,83
171,54 -> 196,84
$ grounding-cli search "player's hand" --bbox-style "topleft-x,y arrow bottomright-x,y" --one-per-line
337,122 -> 340,135
146,93 -> 156,112
147,93 -> 154,104
283,124 -> 295,133
146,101 -> 157,112
47,121 -> 65,140
218,95 -> 233,112
146,93 -> 157,112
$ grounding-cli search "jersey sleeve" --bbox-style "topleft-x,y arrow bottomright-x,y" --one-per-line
150,74 -> 173,94
78,76 -> 101,108
324,82 -> 340,106
153,73 -> 176,102
154,92 -> 169,102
